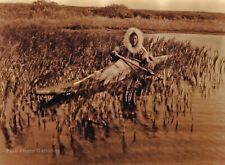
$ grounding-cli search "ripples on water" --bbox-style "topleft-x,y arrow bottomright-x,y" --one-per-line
1,34 -> 225,165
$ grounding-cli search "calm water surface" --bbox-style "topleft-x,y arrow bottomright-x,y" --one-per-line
1,33 -> 225,165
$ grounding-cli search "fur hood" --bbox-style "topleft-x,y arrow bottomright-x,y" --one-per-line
123,27 -> 144,54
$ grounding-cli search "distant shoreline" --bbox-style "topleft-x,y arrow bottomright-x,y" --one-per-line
62,28 -> 225,36
0,2 -> 225,35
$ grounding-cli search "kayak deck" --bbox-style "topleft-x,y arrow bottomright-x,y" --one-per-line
36,59 -> 135,95
35,55 -> 171,95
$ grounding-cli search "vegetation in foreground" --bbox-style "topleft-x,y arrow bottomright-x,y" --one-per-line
0,24 -> 225,156
0,0 -> 225,160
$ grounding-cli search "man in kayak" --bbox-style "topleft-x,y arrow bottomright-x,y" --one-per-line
110,27 -> 154,71
110,28 -> 156,120
35,27 -> 166,96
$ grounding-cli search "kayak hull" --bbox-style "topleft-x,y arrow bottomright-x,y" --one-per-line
35,55 -> 171,95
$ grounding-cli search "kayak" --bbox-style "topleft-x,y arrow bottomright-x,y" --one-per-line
35,55 -> 171,96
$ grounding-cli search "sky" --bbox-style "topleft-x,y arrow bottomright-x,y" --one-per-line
0,0 -> 225,13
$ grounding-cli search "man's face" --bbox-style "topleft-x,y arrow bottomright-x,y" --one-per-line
129,33 -> 138,47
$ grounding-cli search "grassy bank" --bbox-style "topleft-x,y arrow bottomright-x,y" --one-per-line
0,2 -> 225,34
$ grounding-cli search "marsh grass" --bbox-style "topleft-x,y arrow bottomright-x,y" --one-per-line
0,23 -> 225,154
0,2 -> 225,155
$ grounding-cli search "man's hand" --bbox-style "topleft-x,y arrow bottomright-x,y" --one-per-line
147,70 -> 154,76
110,47 -> 120,62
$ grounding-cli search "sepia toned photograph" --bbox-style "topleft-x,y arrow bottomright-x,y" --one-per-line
0,0 -> 225,164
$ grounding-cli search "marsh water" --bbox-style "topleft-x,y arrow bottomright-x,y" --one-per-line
1,33 -> 225,165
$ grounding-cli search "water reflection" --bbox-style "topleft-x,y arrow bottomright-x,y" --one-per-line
1,34 -> 225,164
